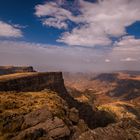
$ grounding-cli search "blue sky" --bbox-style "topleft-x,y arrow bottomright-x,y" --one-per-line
0,0 -> 140,72
0,0 -> 65,45
0,0 -> 139,45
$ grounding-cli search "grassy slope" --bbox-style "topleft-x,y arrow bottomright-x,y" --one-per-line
0,90 -> 69,139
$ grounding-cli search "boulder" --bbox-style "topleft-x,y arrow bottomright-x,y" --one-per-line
69,108 -> 79,124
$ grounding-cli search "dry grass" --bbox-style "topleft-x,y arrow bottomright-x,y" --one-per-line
0,90 -> 67,120
0,72 -> 38,81
0,72 -> 61,82
0,91 -> 68,140
98,101 -> 140,121
75,95 -> 89,103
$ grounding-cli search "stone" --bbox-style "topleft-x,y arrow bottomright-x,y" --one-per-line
69,108 -> 79,124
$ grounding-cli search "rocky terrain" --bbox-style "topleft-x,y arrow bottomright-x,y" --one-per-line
0,67 -> 140,140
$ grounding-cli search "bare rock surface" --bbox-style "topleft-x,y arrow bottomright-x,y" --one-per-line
2,106 -> 71,140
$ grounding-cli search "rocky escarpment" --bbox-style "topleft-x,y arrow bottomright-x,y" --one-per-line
0,72 -> 65,94
0,66 -> 35,75
0,71 -> 116,137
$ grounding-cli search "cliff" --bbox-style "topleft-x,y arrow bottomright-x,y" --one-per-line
0,72 -> 65,93
0,66 -> 35,75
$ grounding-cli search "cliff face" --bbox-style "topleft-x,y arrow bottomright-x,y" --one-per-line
0,72 -> 65,93
0,66 -> 35,75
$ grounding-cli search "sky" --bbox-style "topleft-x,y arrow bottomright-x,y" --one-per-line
0,0 -> 140,72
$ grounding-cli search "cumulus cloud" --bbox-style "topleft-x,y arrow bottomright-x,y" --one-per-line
43,18 -> 68,29
114,36 -> 140,50
0,38 -> 140,72
35,1 -> 76,29
35,0 -> 140,47
0,21 -> 23,37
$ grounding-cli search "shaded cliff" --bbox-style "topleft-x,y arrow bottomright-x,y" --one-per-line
0,72 -> 65,93
0,66 -> 35,75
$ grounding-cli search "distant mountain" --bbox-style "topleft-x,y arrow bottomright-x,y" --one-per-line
91,73 -> 119,82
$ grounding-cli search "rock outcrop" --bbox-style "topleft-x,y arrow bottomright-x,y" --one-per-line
0,66 -> 35,75
11,107 -> 71,140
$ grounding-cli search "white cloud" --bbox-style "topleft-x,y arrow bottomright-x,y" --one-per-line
120,57 -> 137,62
105,36 -> 140,70
43,18 -> 68,29
114,36 -> 140,50
111,36 -> 140,63
105,59 -> 111,63
35,1 -> 76,29
0,21 -> 23,37
35,0 -> 140,47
